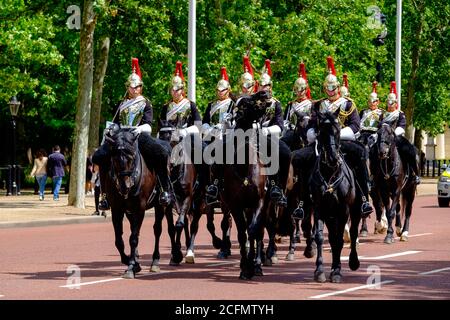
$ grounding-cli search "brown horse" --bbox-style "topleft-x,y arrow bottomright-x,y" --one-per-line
101,126 -> 182,278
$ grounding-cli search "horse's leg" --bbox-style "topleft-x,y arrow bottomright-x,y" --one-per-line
372,188 -> 387,234
384,191 -> 399,244
185,204 -> 201,264
400,185 -> 416,241
264,206 -> 277,266
327,214 -> 344,283
233,211 -> 252,280
359,217 -> 368,237
111,209 -> 129,266
395,202 -> 402,237
314,214 -> 326,283
349,204 -> 361,272
302,206 -> 316,258
151,205 -> 164,272
286,218 -> 297,261
166,205 -> 183,265
123,211 -> 145,279
218,211 -> 232,258
206,205 -> 222,250
294,219 -> 301,243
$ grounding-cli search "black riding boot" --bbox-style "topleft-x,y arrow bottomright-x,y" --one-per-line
355,166 -> 373,218
206,163 -> 222,205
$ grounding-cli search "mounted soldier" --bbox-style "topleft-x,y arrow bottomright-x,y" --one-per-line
282,62 -> 313,151
359,81 -> 383,148
204,66 -> 237,204
93,57 -> 174,209
379,81 -> 421,185
296,56 -> 373,218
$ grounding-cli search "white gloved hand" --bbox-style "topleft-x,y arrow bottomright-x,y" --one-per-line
394,127 -> 405,136
132,123 -> 152,135
178,128 -> 188,138
307,128 -> 317,144
262,127 -> 270,136
368,133 -> 378,147
340,126 -> 356,141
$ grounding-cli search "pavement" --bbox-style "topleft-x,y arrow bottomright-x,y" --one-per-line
0,178 -> 439,229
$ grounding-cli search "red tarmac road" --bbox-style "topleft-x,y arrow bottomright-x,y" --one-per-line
0,195 -> 449,300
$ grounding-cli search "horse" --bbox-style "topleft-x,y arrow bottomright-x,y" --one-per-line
159,124 -> 228,263
357,131 -> 388,238
101,125 -> 182,278
370,123 -> 417,243
218,93 -> 269,279
309,111 -> 361,283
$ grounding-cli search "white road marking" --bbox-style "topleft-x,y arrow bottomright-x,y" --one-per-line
60,271 -> 168,288
419,267 -> 450,275
206,261 -> 239,267
341,250 -> 421,261
309,280 -> 395,299
395,232 -> 433,239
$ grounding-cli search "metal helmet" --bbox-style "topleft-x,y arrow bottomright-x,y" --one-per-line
323,56 -> 340,91
369,81 -> 379,103
217,66 -> 230,91
260,59 -> 272,87
125,58 -> 143,88
293,62 -> 311,98
171,61 -> 185,91
340,73 -> 349,98
387,81 -> 398,107
240,55 -> 255,90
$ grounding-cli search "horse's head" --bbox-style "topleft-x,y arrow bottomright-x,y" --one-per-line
377,123 -> 396,160
317,112 -> 341,167
105,126 -> 140,198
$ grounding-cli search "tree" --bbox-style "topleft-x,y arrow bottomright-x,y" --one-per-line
68,0 -> 97,208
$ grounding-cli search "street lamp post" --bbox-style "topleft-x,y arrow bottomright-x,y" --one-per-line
9,96 -> 21,196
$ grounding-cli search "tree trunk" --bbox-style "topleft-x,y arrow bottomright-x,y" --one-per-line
404,2 -> 424,142
88,37 -> 110,155
68,0 -> 96,208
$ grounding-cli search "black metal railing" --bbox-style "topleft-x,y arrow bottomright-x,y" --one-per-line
0,165 -> 22,195
421,159 -> 450,178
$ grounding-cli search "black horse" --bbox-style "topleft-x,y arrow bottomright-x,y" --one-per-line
159,125 -> 228,263
101,125 -> 182,278
370,123 -> 417,243
309,112 -> 360,283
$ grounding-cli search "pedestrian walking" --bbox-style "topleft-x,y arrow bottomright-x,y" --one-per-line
47,145 -> 67,201
30,149 -> 48,201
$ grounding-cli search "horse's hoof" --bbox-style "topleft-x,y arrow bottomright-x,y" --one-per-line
314,271 -> 327,283
396,227 -> 402,237
122,270 -> 135,279
217,250 -> 230,259
239,271 -> 253,280
286,253 -> 295,261
212,237 -> 222,250
384,235 -> 395,244
263,259 -> 272,267
304,246 -> 316,259
400,231 -> 409,242
274,235 -> 283,244
349,252 -> 360,271
359,230 -> 368,237
271,256 -> 279,264
254,266 -> 264,276
375,221 -> 387,235
330,272 -> 342,283
150,265 -> 160,273
185,250 -> 195,264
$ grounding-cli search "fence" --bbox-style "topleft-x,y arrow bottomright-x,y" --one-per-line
0,165 -> 22,195
421,159 -> 450,178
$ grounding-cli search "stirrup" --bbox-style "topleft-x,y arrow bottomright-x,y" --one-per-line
361,201 -> 373,218
277,194 -> 288,208
205,185 -> 219,205
293,201 -> 305,220
159,191 -> 173,206
414,175 -> 421,185
270,185 -> 282,200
